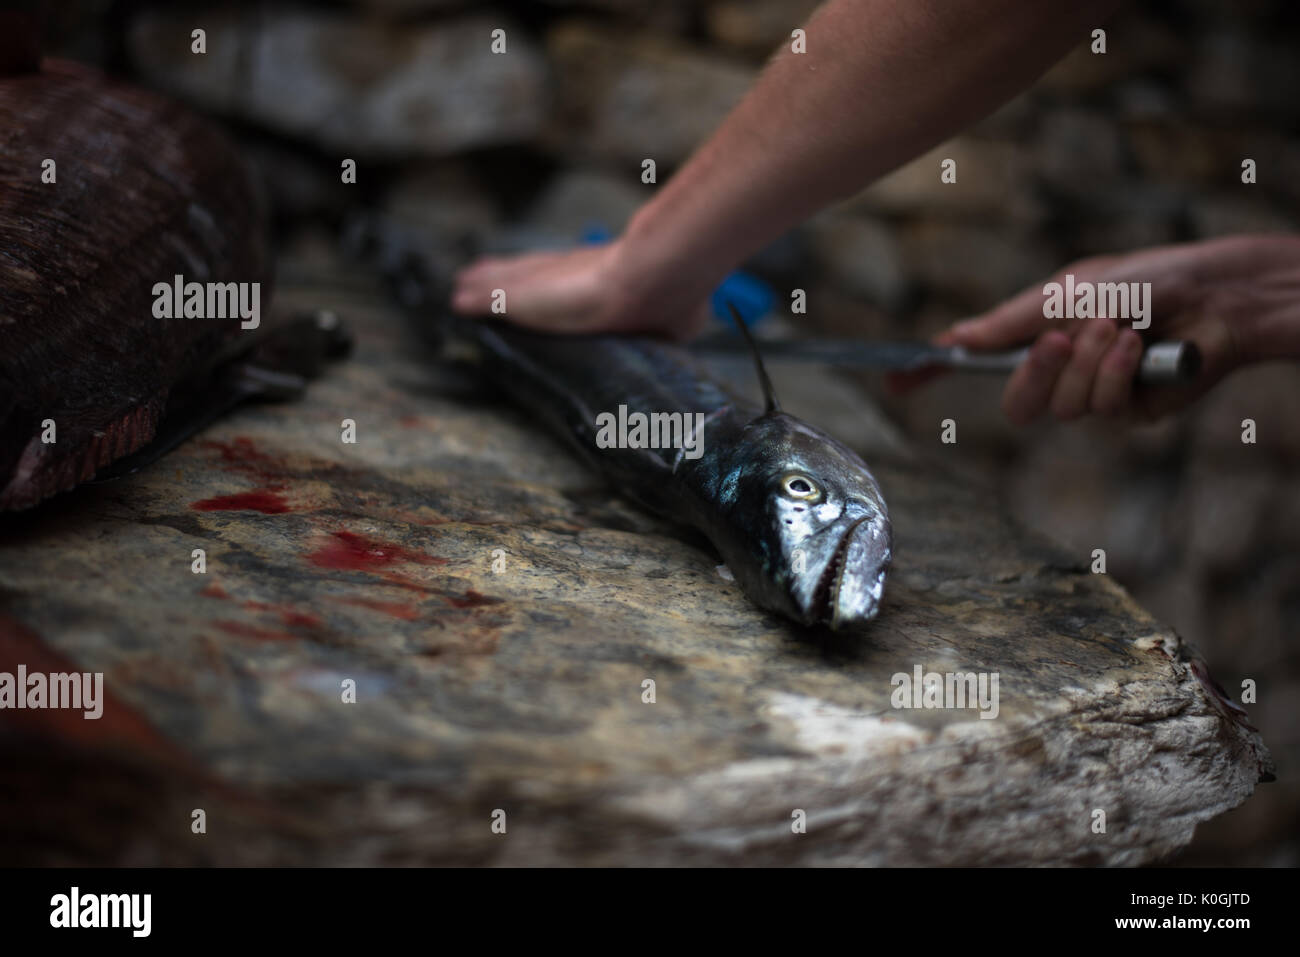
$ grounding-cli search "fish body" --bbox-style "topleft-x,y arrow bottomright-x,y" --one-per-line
439,314 -> 893,629
0,59 -> 271,509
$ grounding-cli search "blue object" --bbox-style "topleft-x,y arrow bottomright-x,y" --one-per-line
579,222 -> 775,328
710,271 -> 773,329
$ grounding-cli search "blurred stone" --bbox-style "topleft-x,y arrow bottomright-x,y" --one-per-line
545,21 -> 754,167
1007,426 -> 1178,580
1120,416 -> 1188,466
1188,195 -> 1298,238
1175,0 -> 1289,22
1124,120 -> 1249,187
1266,484 -> 1300,550
383,162 -> 502,245
345,0 -> 468,16
705,0 -> 821,58
802,212 -> 906,310
537,0 -> 694,34
795,284 -> 908,343
970,90 -> 1038,138
893,373 -> 1014,462
1036,109 -> 1126,193
1187,32 -> 1300,117
1037,15 -> 1181,96
1073,210 -> 1181,256
898,221 -> 1056,309
43,0 -> 115,65
1178,465 -> 1277,575
1241,133 -> 1300,206
1202,558 -> 1300,686
845,139 -> 1042,225
129,9 -> 546,159
524,168 -> 646,237
1067,182 -> 1186,255
242,140 -> 346,223
1135,572 -> 1213,654
1113,80 -> 1181,120
1038,46 -> 1120,97
1189,363 -> 1300,463
738,230 -> 809,282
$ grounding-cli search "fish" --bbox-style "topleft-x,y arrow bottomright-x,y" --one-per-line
0,53 -> 273,510
368,231 -> 893,629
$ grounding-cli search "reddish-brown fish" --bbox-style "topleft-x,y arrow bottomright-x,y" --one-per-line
0,54 -> 270,510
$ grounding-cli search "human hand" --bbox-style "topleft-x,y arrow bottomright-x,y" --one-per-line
450,238 -> 714,340
897,235 -> 1300,423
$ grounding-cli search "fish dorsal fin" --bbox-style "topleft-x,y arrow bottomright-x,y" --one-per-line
726,301 -> 780,415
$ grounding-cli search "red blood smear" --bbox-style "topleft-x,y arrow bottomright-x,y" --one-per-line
191,489 -> 291,514
200,584 -> 229,599
445,589 -> 502,609
214,620 -> 299,642
307,531 -> 447,571
379,572 -> 435,593
280,610 -> 322,629
338,597 -> 421,621
198,437 -> 283,481
242,600 -> 323,629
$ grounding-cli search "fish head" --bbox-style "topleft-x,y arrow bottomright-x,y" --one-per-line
713,413 -> 892,630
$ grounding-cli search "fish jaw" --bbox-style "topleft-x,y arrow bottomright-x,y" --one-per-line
827,514 -> 892,628
792,512 -> 892,629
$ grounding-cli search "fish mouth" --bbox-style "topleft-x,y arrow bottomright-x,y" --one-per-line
806,516 -> 872,627
798,514 -> 891,629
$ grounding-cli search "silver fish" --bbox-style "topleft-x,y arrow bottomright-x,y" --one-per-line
373,238 -> 893,629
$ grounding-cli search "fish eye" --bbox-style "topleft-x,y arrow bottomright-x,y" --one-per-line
781,473 -> 821,501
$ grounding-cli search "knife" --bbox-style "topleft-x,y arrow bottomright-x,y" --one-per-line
691,336 -> 1201,385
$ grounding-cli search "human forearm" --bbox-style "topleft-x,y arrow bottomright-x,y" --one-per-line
620,0 -> 1126,304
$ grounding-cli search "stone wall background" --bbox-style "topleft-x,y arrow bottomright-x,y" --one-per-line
43,0 -> 1299,865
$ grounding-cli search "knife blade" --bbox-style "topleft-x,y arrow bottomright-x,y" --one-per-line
690,336 -> 1201,385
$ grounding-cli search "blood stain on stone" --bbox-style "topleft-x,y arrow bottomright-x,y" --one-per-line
242,600 -> 323,629
198,436 -> 285,482
337,596 -> 421,620
200,583 -> 229,599
280,609 -> 323,629
307,530 -> 447,571
445,589 -> 502,609
191,488 -> 291,514
378,571 -> 436,593
215,619 -> 299,642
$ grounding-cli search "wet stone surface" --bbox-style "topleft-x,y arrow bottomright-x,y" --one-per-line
0,257 -> 1273,865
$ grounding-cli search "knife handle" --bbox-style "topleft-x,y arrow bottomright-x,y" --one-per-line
951,340 -> 1201,385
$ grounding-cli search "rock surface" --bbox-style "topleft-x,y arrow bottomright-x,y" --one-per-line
129,9 -> 547,159
544,21 -> 754,167
0,251 -> 1273,865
